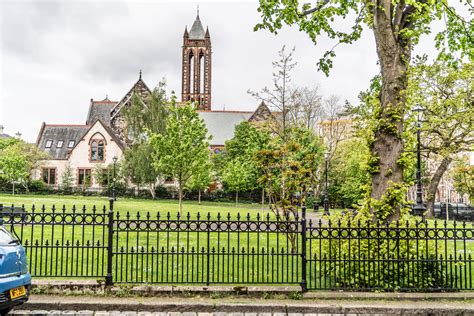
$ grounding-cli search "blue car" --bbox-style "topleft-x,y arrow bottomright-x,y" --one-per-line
0,226 -> 31,315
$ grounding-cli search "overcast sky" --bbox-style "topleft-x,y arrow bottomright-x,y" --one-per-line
1,0 -> 446,142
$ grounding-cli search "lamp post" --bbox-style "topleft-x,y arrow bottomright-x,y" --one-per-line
412,104 -> 426,216
323,151 -> 330,216
112,156 -> 118,201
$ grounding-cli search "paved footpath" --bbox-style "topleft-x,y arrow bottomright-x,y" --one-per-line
9,295 -> 474,316
10,312 -> 382,316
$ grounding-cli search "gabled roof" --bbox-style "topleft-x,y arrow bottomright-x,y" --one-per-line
248,102 -> 273,122
36,123 -> 89,159
86,97 -> 117,126
110,73 -> 152,120
189,14 -> 206,40
72,119 -> 126,152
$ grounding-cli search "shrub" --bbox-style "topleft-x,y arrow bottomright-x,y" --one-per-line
318,211 -> 450,291
28,180 -> 49,193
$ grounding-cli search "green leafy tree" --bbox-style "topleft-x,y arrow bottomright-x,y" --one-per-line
0,144 -> 29,195
222,158 -> 256,206
0,141 -> 48,194
187,159 -> 213,204
61,163 -> 74,193
123,143 -> 161,198
149,99 -> 211,213
452,156 -> 474,205
255,126 -> 323,249
121,80 -> 169,195
328,138 -> 371,208
255,0 -> 472,221
122,80 -> 169,139
407,60 -> 474,216
222,121 -> 271,201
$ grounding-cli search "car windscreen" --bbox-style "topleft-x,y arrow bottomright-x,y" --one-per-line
0,227 -> 18,246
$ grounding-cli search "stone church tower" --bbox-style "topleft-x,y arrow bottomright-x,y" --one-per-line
181,12 -> 212,110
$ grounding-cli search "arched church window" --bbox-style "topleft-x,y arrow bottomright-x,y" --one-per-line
189,50 -> 195,93
91,140 -> 105,161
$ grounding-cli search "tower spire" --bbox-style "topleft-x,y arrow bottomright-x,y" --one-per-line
197,4 -> 199,17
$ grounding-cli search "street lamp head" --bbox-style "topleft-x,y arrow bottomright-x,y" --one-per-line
113,156 -> 118,163
412,104 -> 425,113
324,151 -> 330,160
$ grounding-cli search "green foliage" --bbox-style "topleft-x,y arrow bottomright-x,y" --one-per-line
255,0 -> 472,76
452,156 -> 474,204
255,0 -> 472,221
187,158 -> 213,196
407,59 -> 473,158
0,140 -> 48,194
122,80 -> 169,139
222,158 -> 255,204
328,138 -> 370,207
0,137 -> 19,150
149,98 -> 211,213
61,163 -> 74,193
320,211 -> 450,290
28,180 -> 49,193
255,126 -> 323,218
123,142 -> 160,196
220,121 -> 271,198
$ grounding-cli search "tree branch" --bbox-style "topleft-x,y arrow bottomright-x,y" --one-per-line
295,0 -> 330,17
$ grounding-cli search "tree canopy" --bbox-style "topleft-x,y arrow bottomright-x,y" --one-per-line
149,99 -> 211,213
255,0 -> 472,221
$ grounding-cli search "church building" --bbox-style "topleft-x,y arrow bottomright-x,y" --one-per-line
33,13 -> 272,190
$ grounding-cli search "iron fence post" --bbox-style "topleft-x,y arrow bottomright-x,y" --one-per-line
105,198 -> 114,286
206,214 -> 210,286
301,206 -> 307,292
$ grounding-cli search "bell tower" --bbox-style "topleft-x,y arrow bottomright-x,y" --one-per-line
182,10 -> 212,110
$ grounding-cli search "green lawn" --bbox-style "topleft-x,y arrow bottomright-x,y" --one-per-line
0,194 -> 270,217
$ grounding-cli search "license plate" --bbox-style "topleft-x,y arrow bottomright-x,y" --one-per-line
9,286 -> 26,299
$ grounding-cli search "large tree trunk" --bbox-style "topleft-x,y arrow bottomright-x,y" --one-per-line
235,191 -> 239,207
198,189 -> 201,204
425,156 -> 452,218
370,1 -> 411,221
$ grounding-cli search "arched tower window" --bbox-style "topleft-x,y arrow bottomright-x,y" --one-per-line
189,50 -> 195,96
199,50 -> 205,94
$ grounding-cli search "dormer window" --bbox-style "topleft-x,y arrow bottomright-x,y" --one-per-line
45,140 -> 53,148
57,140 -> 64,148
68,140 -> 75,148
90,139 -> 105,161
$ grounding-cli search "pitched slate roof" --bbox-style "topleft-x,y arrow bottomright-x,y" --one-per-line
36,123 -> 89,159
189,15 -> 206,40
198,110 -> 253,146
110,75 -> 151,119
86,98 -> 117,126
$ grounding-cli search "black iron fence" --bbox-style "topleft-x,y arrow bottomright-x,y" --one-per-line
0,203 -> 472,291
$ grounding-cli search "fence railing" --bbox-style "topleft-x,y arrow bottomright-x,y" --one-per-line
0,203 -> 473,291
